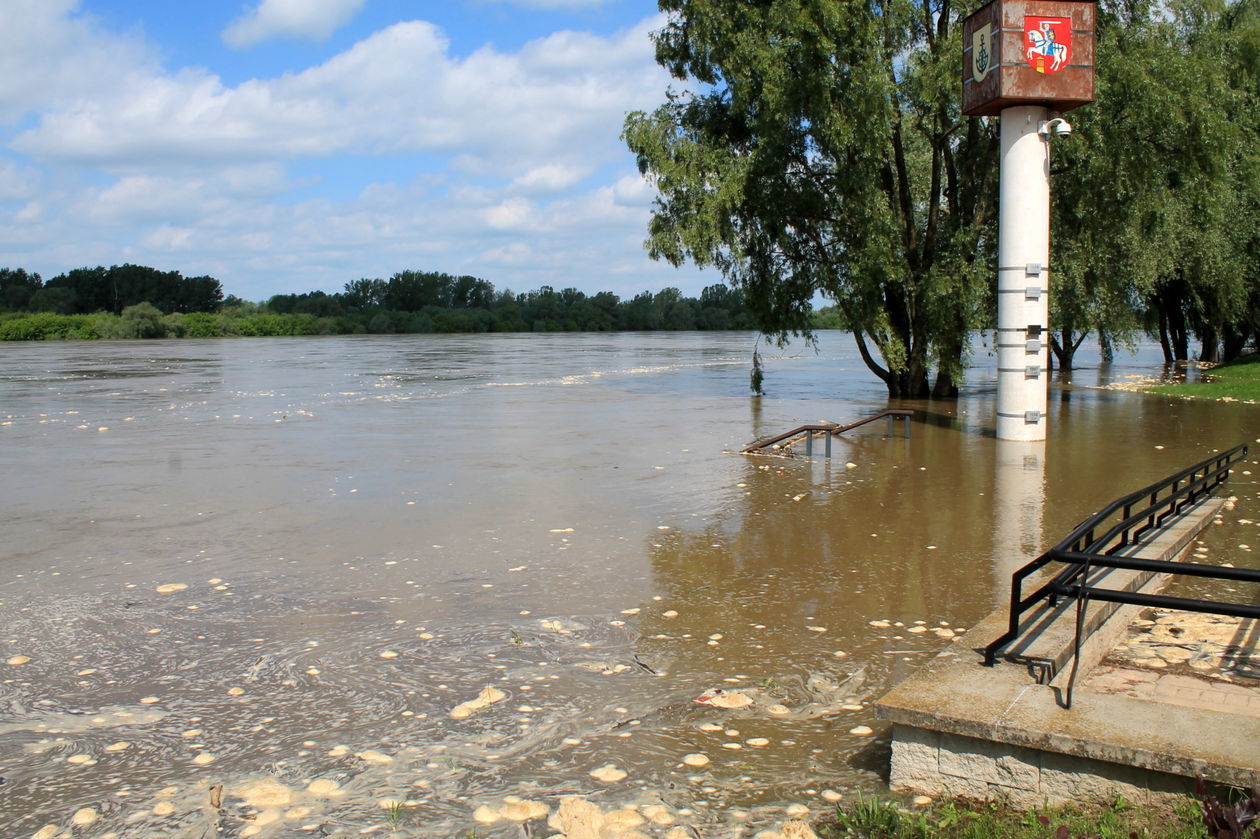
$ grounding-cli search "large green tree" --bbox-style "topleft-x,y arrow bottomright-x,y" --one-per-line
625,0 -> 999,397
1051,0 -> 1260,367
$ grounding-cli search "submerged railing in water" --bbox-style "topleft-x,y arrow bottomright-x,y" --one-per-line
741,409 -> 913,457
983,442 -> 1257,707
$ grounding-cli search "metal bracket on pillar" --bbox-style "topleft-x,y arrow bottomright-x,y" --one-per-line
1025,339 -> 1041,353
1025,287 -> 1042,300
1024,410 -> 1042,424
1026,324 -> 1043,338
1025,263 -> 1042,276
1025,365 -> 1041,378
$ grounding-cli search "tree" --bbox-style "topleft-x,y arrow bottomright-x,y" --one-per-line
343,278 -> 387,310
0,267 -> 42,310
625,0 -> 999,397
1051,0 -> 1260,367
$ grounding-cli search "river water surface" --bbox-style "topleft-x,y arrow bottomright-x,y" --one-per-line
2,332 -> 1256,837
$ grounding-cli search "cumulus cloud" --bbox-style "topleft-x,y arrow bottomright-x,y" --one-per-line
0,160 -> 41,202
0,0 -> 157,125
223,0 -> 366,48
0,7 -> 710,298
12,16 -> 670,179
487,0 -> 611,8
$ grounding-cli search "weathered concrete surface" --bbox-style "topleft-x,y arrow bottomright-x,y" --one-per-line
876,496 -> 1260,804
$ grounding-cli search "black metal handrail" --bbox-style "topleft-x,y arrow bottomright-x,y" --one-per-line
982,444 -> 1253,700
741,409 -> 913,456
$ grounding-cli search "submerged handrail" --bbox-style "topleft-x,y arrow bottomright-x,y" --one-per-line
741,409 -> 913,455
982,442 -> 1254,708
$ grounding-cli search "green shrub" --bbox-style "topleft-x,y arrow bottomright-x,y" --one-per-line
0,312 -> 99,340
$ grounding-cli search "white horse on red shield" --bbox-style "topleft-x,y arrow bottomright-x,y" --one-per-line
1027,25 -> 1068,71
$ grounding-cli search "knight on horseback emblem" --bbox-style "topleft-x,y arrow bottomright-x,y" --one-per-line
1025,16 -> 1071,73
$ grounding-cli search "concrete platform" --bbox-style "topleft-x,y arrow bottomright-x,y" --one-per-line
876,496 -> 1260,805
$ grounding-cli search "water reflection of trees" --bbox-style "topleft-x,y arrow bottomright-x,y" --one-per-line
638,423 -> 1004,676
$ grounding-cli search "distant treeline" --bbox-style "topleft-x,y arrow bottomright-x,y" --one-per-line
0,266 -> 765,340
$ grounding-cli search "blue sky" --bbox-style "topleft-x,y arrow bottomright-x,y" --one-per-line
0,0 -> 713,302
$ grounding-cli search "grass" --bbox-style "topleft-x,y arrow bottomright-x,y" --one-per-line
385,799 -> 405,830
1144,354 -> 1260,402
816,794 -> 1208,839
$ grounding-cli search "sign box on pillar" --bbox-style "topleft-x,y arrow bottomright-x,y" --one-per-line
962,0 -> 1095,441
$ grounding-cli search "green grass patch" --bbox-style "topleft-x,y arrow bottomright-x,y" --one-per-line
816,794 -> 1208,839
1144,354 -> 1260,403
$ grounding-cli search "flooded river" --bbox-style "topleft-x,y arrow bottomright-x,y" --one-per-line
2,332 -> 1256,837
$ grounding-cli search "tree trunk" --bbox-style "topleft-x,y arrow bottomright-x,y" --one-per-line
1198,322 -> 1220,363
1164,286 -> 1190,361
1223,326 -> 1247,362
1050,329 -> 1087,370
1158,307 -> 1173,364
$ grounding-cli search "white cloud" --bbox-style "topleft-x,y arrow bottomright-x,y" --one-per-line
511,164 -> 588,194
223,0 -> 366,48
12,16 -> 671,179
0,160 -> 41,202
0,0 -> 157,125
487,0 -> 611,8
0,8 -> 713,299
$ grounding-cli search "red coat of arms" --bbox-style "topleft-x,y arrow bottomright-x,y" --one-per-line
1025,16 -> 1071,73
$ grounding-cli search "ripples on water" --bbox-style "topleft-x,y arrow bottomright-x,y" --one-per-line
1,332 -> 1256,837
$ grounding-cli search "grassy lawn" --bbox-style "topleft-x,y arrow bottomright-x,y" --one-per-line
1144,354 -> 1260,402
815,795 -> 1211,838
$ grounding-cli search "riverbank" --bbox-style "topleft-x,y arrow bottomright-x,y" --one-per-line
816,794 -> 1209,838
1143,355 -> 1260,403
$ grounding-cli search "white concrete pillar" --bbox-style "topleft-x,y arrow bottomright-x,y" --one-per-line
996,105 -> 1051,441
992,439 -> 1046,602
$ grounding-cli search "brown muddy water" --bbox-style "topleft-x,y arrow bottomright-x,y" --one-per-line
1,332 -> 1256,838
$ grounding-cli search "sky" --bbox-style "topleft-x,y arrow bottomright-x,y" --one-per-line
0,0 -> 714,302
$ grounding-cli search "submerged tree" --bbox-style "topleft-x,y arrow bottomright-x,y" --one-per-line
625,0 -> 999,398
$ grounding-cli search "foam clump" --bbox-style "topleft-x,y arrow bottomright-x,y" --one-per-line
450,686 -> 507,719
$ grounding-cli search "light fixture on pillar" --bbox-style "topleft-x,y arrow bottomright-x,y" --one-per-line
962,0 -> 1096,441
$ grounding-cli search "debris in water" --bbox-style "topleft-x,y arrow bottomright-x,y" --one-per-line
155,583 -> 188,594
306,779 -> 342,797
473,805 -> 501,824
682,753 -> 710,767
450,686 -> 507,719
694,689 -> 752,709
71,808 -> 98,827
588,763 -> 628,782
356,749 -> 393,763
6,655 -> 30,666
849,725 -> 874,736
